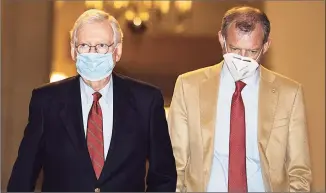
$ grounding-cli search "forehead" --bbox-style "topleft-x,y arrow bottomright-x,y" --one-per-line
226,22 -> 264,49
76,21 -> 114,44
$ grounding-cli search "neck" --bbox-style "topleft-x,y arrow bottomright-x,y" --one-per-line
82,76 -> 111,91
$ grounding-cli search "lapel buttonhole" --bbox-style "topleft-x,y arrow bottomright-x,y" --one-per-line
271,88 -> 276,93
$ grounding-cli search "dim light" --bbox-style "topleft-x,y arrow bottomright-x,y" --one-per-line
85,1 -> 104,10
50,72 -> 68,83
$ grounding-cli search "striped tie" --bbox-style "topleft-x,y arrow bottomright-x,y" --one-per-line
87,92 -> 104,179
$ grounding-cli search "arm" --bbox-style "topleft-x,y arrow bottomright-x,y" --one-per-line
7,89 -> 44,192
146,90 -> 177,192
287,85 -> 312,192
167,76 -> 189,192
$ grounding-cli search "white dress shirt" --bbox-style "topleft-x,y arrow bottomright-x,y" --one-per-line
206,63 -> 265,192
80,77 -> 113,159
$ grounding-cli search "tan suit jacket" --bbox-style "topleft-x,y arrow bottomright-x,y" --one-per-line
168,62 -> 312,192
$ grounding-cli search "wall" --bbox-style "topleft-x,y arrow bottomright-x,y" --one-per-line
51,1 -> 263,104
264,1 -> 325,191
1,1 -> 53,190
1,1 -> 324,192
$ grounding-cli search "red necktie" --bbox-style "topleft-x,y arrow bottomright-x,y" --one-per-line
228,81 -> 247,192
87,92 -> 104,179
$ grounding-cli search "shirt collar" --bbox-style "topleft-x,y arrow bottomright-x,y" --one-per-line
80,77 -> 112,104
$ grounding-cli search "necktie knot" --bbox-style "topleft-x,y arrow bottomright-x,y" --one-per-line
235,81 -> 246,92
92,92 -> 102,102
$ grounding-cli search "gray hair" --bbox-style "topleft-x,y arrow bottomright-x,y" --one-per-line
70,9 -> 123,46
221,6 -> 270,44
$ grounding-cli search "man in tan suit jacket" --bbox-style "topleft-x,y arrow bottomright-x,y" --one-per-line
168,6 -> 312,192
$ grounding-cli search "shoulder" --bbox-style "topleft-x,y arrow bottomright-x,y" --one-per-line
261,66 -> 304,105
31,76 -> 79,103
178,64 -> 218,84
262,66 -> 302,90
35,76 -> 79,92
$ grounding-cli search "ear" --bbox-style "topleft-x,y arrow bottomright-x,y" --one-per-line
218,31 -> 225,48
262,37 -> 272,54
218,31 -> 227,54
70,42 -> 76,61
114,43 -> 123,62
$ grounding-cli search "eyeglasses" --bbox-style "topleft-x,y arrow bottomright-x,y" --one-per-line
75,42 -> 114,54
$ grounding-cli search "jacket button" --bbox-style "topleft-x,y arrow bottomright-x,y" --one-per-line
95,188 -> 100,192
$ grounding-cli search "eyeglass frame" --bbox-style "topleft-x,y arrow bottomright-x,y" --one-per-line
75,42 -> 115,54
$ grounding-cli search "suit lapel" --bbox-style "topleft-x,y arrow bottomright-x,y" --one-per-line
98,72 -> 134,183
199,63 -> 222,188
58,73 -> 137,183
257,66 -> 279,191
198,64 -> 279,190
59,75 -> 96,178
59,75 -> 87,151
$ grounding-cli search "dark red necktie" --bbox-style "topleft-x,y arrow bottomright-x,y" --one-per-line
228,81 -> 247,192
87,92 -> 104,179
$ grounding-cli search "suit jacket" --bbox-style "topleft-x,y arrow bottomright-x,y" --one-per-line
7,73 -> 177,192
168,62 -> 312,192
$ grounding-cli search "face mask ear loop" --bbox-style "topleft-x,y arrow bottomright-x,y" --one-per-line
223,37 -> 229,53
254,47 -> 263,61
112,42 -> 122,54
113,46 -> 117,54
110,43 -> 120,67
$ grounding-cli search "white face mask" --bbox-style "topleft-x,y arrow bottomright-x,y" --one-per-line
223,53 -> 259,82
223,37 -> 262,81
